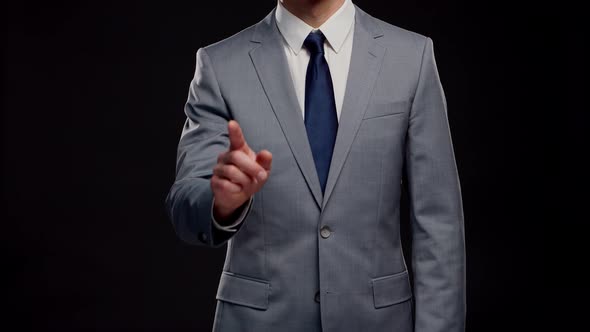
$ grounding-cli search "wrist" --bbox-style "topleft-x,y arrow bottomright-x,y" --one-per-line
213,197 -> 249,226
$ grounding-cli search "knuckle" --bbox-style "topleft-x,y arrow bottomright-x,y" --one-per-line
213,164 -> 221,175
218,179 -> 231,191
225,164 -> 240,178
227,151 -> 239,164
233,151 -> 248,167
220,165 -> 234,179
218,151 -> 227,163
211,176 -> 221,190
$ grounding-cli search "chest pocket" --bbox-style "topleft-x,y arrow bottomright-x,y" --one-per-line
362,100 -> 409,120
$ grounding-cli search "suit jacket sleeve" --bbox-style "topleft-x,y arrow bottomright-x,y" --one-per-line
165,47 -> 254,248
405,37 -> 466,331
211,196 -> 253,231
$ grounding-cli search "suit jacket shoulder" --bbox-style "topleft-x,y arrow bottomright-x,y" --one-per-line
358,7 -> 430,61
198,17 -> 261,66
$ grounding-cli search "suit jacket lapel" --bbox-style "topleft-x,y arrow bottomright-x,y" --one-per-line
321,6 -> 385,212
248,6 -> 385,212
249,9 -> 324,209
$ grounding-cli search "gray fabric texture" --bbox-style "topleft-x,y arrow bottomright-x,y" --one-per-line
165,4 -> 465,332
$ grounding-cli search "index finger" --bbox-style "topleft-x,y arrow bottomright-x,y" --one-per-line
228,120 -> 247,152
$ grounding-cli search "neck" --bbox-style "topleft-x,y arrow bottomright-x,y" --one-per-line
280,0 -> 345,28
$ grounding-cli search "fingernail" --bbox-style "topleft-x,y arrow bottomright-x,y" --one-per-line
257,171 -> 267,181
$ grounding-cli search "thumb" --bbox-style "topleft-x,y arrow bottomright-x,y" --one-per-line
256,150 -> 273,172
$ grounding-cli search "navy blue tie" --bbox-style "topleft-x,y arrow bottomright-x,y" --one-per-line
303,30 -> 338,194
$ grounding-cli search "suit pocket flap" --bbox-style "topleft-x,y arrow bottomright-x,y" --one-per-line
371,270 -> 412,308
216,271 -> 270,310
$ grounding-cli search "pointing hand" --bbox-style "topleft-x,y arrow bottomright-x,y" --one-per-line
211,120 -> 272,223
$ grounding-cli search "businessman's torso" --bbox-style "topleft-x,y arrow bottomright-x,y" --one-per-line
202,5 -> 427,332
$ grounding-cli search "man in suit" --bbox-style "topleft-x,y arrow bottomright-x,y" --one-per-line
165,0 -> 465,331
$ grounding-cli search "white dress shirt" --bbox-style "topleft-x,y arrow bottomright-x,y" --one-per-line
212,0 -> 356,231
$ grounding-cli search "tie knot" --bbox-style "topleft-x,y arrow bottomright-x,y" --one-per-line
304,30 -> 326,55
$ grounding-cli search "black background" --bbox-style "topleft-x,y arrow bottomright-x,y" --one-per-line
3,0 -> 560,331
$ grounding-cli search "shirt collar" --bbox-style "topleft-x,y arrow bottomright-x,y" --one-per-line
275,0 -> 355,55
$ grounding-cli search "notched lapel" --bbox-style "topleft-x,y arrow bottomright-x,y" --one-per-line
321,6 -> 386,212
249,10 -> 324,210
247,6 -> 387,213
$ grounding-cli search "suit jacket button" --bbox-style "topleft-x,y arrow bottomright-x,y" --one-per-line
314,291 -> 320,303
320,226 -> 331,239
198,231 -> 208,243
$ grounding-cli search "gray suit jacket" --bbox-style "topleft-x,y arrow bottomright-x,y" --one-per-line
165,4 -> 465,332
